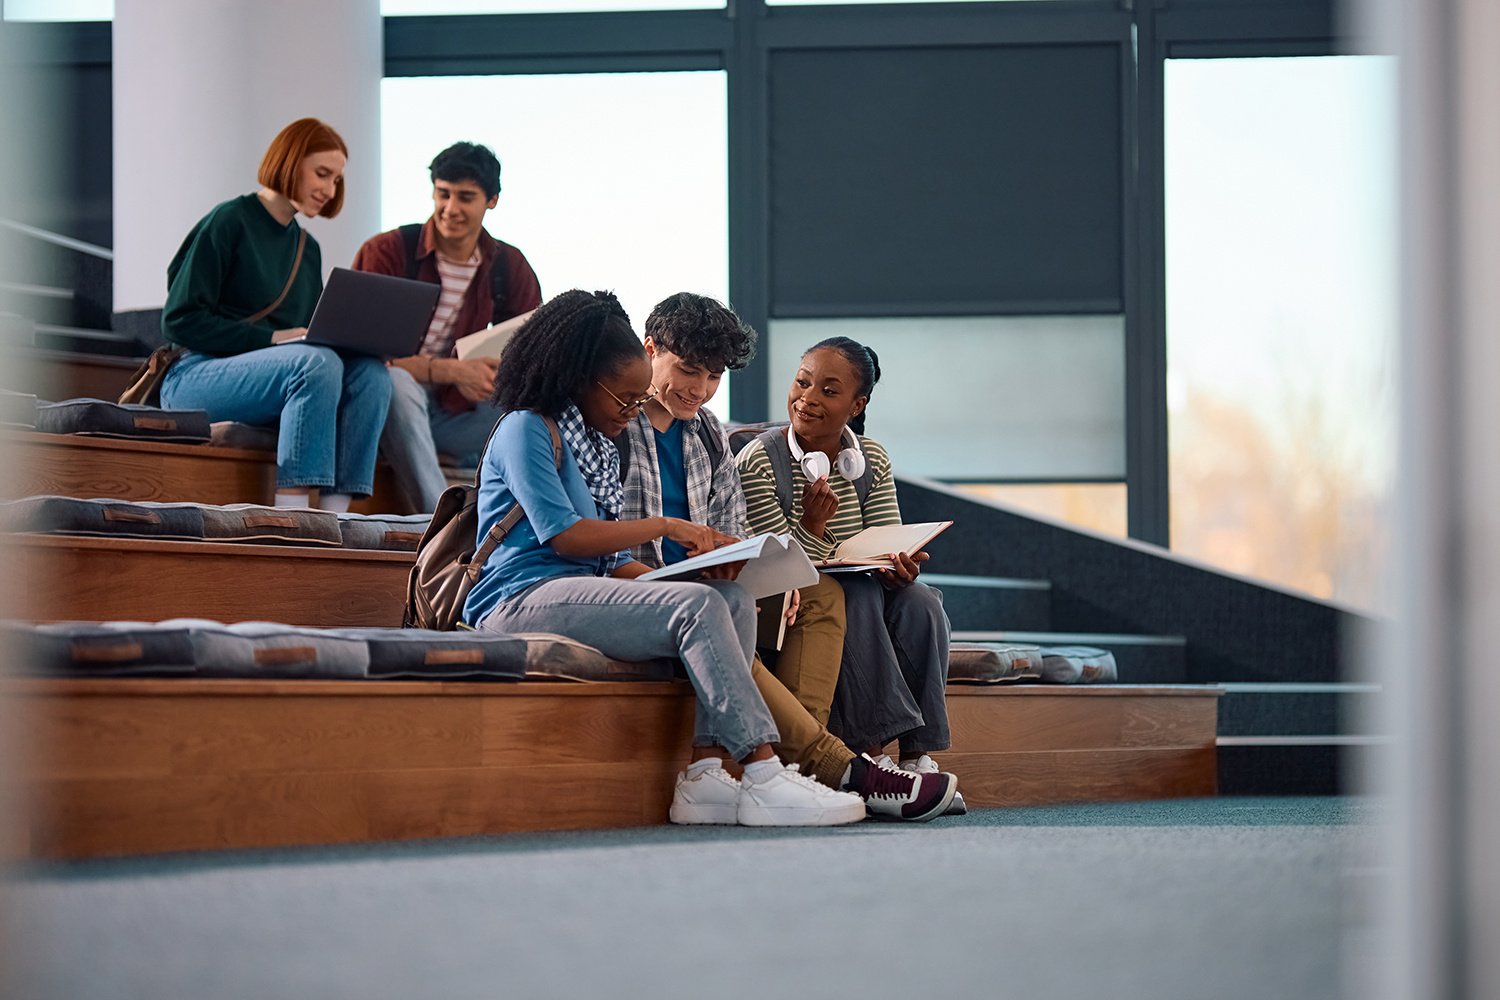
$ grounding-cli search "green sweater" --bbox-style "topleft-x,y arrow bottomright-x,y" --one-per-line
161,193 -> 324,356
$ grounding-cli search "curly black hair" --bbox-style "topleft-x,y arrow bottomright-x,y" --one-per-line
643,292 -> 757,371
492,289 -> 643,417
806,336 -> 881,435
429,141 -> 502,200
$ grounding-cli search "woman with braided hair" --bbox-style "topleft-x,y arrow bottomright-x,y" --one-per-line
463,291 -> 956,826
736,336 -> 956,795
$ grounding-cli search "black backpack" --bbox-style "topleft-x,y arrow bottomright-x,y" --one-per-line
752,426 -> 873,519
399,223 -> 512,325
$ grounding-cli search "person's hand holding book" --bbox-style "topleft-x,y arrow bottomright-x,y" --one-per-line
876,549 -> 928,590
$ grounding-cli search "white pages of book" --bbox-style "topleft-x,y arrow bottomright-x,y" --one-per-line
454,309 -> 536,361
816,520 -> 954,571
637,533 -> 819,599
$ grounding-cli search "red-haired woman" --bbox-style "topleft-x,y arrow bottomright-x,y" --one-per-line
159,118 -> 391,511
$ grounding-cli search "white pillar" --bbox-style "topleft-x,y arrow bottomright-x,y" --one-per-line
112,0 -> 382,314
1387,0 -> 1500,997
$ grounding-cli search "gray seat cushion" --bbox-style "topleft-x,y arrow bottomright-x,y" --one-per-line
329,627 -> 527,680
177,620 -> 370,679
1038,645 -> 1119,684
209,420 -> 278,452
337,512 -> 431,551
7,620 -> 199,677
0,495 -> 207,540
948,643 -> 1044,684
198,504 -> 342,546
36,398 -> 211,443
516,632 -> 680,682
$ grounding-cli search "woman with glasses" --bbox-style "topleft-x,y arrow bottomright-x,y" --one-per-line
461,288 -> 875,827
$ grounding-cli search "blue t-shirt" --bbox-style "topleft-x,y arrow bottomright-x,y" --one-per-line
655,420 -> 691,565
462,410 -> 631,625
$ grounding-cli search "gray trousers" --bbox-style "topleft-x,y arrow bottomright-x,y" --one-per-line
478,575 -> 779,761
829,575 -> 952,755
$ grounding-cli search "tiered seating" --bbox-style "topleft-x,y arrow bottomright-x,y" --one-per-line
0,351 -> 1225,860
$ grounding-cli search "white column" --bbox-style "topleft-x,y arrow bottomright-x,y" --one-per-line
1387,0 -> 1500,997
112,0 -> 382,313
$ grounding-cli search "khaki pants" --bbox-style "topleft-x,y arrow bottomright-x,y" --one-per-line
754,573 -> 853,787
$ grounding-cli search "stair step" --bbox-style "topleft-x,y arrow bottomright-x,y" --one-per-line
3,535 -> 412,628
2,431 -> 408,514
952,629 -> 1188,683
33,324 -> 145,357
1216,681 -> 1384,737
1,349 -> 144,403
0,281 -> 78,327
8,679 -> 1221,859
922,573 -> 1051,631
1215,737 -> 1390,796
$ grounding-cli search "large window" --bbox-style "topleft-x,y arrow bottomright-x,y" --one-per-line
1165,55 -> 1397,610
382,71 -> 731,415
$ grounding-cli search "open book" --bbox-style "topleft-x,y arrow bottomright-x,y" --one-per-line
637,533 -> 819,600
454,309 -> 536,361
815,520 -> 954,572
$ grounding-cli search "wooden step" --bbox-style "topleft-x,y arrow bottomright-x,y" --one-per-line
2,535 -> 411,628
3,349 -> 142,403
2,430 -> 409,513
2,679 -> 1220,859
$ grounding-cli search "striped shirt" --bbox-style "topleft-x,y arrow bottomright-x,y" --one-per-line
418,248 -> 482,357
735,433 -> 901,561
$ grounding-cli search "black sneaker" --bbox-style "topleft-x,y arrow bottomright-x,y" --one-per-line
847,754 -> 957,822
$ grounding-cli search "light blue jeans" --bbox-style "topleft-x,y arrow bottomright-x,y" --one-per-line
162,345 -> 392,495
478,575 -> 780,761
380,366 -> 504,512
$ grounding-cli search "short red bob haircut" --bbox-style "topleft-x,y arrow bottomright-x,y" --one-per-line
257,118 -> 348,219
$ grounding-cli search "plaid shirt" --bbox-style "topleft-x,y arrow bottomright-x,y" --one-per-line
620,408 -> 750,569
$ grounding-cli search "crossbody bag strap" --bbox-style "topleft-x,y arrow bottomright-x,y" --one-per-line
243,226 -> 308,326
467,414 -> 564,578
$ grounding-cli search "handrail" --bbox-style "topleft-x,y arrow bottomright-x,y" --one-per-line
0,219 -> 112,260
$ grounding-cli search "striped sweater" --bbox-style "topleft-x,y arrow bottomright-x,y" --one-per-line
734,433 -> 901,561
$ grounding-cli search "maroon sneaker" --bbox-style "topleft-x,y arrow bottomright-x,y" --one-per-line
847,754 -> 957,822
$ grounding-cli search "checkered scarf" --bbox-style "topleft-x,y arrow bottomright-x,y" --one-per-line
557,404 -> 623,519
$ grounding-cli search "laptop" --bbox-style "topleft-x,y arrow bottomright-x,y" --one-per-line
286,267 -> 441,358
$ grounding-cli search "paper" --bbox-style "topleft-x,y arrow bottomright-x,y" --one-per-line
637,533 -> 819,599
815,520 -> 954,570
454,309 -> 535,361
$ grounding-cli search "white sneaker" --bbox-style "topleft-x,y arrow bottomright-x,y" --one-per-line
898,754 -> 940,774
737,764 -> 866,827
669,765 -> 742,825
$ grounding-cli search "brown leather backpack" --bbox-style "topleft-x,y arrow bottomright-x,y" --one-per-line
403,415 -> 561,630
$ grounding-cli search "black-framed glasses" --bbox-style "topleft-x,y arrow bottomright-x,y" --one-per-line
596,381 -> 657,417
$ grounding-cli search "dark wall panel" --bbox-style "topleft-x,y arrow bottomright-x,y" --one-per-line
769,44 -> 1122,313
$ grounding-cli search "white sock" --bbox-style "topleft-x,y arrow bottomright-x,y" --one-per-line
741,758 -> 784,785
317,493 -> 352,513
274,491 -> 311,508
685,757 -> 722,778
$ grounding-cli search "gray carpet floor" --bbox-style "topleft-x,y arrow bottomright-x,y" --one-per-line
1,797 -> 1381,1000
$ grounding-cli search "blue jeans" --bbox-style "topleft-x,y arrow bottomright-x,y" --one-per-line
162,345 -> 392,495
478,575 -> 780,761
380,366 -> 504,512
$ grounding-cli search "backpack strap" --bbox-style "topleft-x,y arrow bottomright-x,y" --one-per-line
465,415 -> 562,581
489,242 -> 510,325
399,223 -> 423,281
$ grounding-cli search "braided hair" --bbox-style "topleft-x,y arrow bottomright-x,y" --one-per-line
806,336 -> 881,435
492,289 -> 644,417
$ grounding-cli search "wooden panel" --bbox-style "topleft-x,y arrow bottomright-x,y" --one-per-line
4,536 -> 412,627
5,679 -> 1221,858
940,748 -> 1218,806
2,432 -> 410,513
946,690 -> 1218,752
5,351 -> 142,403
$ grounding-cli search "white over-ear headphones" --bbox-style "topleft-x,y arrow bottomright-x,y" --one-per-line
787,425 -> 866,482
